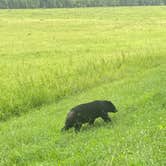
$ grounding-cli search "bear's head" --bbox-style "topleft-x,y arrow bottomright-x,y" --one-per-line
104,100 -> 118,113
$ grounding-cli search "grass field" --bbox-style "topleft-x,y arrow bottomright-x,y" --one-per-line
0,6 -> 166,165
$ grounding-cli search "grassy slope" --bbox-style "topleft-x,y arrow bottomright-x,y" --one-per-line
0,63 -> 165,166
0,6 -> 166,165
0,7 -> 166,120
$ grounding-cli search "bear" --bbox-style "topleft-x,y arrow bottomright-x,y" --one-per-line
61,100 -> 118,132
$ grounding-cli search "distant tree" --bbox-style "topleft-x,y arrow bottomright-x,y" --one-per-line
0,0 -> 8,8
0,0 -> 165,9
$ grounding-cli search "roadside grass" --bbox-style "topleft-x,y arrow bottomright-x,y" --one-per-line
0,6 -> 166,120
0,64 -> 165,166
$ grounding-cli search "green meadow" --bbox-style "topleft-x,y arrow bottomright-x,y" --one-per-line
0,6 -> 166,165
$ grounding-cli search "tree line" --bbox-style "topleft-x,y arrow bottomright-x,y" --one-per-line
0,0 -> 166,9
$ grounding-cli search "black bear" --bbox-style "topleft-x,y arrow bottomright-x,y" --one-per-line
61,100 -> 118,132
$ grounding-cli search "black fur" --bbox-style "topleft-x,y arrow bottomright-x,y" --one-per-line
61,100 -> 118,132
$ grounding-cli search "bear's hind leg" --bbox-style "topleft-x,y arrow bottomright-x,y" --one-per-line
61,125 -> 70,132
89,119 -> 95,125
74,123 -> 82,132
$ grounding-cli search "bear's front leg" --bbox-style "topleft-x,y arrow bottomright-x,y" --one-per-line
101,113 -> 111,122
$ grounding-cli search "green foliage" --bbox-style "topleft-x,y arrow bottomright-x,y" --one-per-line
0,0 -> 166,8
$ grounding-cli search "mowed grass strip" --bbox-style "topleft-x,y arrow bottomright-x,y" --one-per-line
0,6 -> 166,120
0,64 -> 165,166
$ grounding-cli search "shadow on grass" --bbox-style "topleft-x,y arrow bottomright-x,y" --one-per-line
61,116 -> 118,134
83,118 -> 118,131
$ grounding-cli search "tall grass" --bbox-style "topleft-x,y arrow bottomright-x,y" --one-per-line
0,63 -> 165,165
0,6 -> 166,120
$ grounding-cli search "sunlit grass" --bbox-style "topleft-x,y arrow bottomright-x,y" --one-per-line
0,6 -> 166,165
0,64 -> 165,165
0,7 -> 166,120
